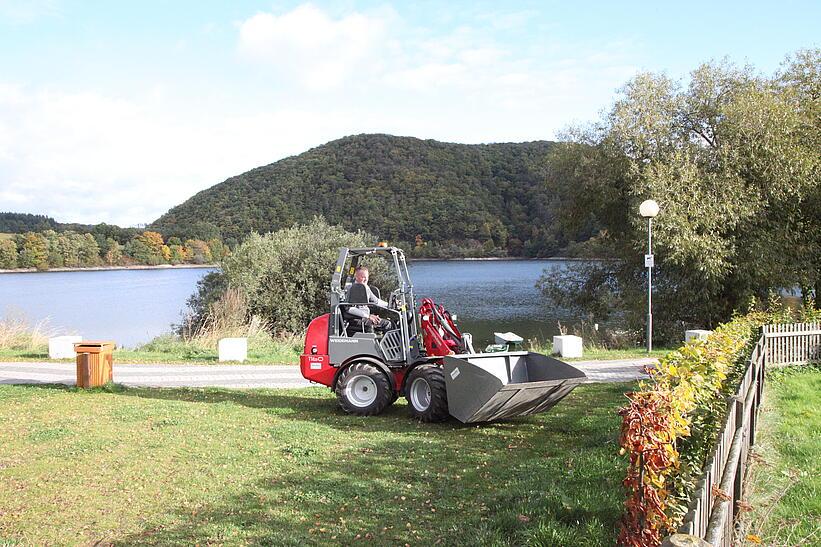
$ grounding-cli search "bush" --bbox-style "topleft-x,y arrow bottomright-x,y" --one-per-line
618,312 -> 765,545
189,218 -> 387,334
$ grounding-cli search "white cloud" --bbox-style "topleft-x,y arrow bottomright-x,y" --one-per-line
0,85 -> 368,225
0,4 -> 640,226
237,3 -> 394,90
0,0 -> 61,23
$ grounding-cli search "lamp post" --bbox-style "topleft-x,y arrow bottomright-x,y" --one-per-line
639,199 -> 659,353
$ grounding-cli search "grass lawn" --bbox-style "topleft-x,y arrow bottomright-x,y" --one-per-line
0,381 -> 632,546
737,366 -> 820,545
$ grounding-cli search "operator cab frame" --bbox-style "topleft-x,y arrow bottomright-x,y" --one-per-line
328,246 -> 423,366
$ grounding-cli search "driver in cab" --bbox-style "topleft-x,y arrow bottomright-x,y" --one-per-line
346,266 -> 391,332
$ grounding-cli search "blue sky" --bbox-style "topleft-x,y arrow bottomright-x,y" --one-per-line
0,0 -> 818,226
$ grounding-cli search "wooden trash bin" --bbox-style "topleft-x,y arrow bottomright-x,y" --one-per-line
74,341 -> 115,388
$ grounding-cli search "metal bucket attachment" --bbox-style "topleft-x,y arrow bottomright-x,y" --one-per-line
443,351 -> 587,423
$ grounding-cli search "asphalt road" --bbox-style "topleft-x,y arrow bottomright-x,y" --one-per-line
0,358 -> 655,389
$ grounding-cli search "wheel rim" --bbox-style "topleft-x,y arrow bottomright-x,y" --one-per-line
409,377 -> 432,411
345,374 -> 378,408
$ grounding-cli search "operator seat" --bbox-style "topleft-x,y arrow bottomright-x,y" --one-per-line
343,283 -> 372,335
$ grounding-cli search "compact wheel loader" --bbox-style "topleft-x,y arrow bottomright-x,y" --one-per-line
300,246 -> 586,423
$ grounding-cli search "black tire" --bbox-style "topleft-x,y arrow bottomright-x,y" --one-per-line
405,365 -> 449,422
335,362 -> 393,416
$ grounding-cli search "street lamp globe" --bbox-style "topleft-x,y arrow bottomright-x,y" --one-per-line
640,199 -> 660,218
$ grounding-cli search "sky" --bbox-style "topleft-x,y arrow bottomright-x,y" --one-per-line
0,1 -> 818,227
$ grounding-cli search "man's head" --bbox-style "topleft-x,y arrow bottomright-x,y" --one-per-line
354,266 -> 369,285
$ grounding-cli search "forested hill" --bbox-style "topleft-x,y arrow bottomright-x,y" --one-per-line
151,134 -> 588,257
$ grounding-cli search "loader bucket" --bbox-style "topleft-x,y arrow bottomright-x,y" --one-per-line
442,351 -> 587,423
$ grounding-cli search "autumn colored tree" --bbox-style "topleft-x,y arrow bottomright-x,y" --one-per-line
17,232 -> 49,270
184,239 -> 212,264
0,238 -> 17,269
125,231 -> 166,265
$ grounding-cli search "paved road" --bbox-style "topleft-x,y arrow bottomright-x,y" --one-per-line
0,358 -> 655,389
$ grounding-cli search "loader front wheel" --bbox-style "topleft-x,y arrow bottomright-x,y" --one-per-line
406,365 -> 449,422
336,362 -> 393,416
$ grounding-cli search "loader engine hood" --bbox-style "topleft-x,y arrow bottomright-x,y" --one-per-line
442,352 -> 587,423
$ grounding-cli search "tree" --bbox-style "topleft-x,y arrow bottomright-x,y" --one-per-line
184,239 -> 213,264
206,238 -> 229,261
105,238 -> 123,265
43,230 -> 64,268
79,233 -> 101,267
189,217 -> 387,333
541,50 -> 820,341
0,238 -> 17,269
17,232 -> 49,270
126,231 -> 166,265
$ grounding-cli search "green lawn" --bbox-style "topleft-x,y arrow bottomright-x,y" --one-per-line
737,366 -> 820,545
0,382 -> 632,546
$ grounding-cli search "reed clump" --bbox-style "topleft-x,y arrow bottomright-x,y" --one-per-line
0,314 -> 55,351
138,288 -> 303,362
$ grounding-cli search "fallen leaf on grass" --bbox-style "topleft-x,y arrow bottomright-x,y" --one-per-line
746,534 -> 762,544
517,514 -> 530,523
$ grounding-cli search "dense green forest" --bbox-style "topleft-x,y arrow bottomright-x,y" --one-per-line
0,212 -> 139,242
0,229 -> 226,270
0,213 -> 61,233
151,135 -> 598,257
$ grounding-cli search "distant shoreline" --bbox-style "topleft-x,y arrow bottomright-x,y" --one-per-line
0,264 -> 218,274
409,256 -> 607,262
0,256 -> 608,274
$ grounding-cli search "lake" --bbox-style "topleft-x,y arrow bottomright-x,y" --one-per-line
0,260 -> 582,348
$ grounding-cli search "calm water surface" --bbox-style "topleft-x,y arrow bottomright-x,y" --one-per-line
0,261 -> 579,348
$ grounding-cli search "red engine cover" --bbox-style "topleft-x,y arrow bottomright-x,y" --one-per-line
300,314 -> 335,387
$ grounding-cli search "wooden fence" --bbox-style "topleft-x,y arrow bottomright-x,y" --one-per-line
762,321 -> 821,365
676,322 -> 820,546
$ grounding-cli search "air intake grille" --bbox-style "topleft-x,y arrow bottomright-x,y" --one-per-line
380,330 -> 404,362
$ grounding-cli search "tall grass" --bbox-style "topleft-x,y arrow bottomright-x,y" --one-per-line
136,288 -> 303,363
0,314 -> 56,351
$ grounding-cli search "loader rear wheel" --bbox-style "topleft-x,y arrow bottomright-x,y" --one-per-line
406,365 -> 449,422
336,362 -> 393,416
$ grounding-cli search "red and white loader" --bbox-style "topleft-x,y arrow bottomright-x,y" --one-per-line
300,246 -> 586,423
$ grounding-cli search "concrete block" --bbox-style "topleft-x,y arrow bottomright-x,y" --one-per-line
685,330 -> 712,343
552,335 -> 583,358
218,337 -> 247,362
48,335 -> 83,359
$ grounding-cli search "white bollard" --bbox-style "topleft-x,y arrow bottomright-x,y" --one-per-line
48,335 -> 83,359
685,330 -> 712,343
552,335 -> 583,358
218,337 -> 248,362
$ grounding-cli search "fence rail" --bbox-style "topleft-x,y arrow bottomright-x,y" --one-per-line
677,322 -> 820,546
